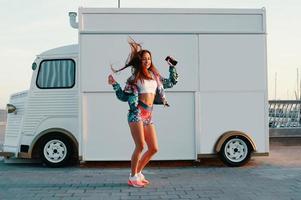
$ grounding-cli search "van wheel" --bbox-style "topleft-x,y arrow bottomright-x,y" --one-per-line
40,135 -> 72,167
220,136 -> 252,167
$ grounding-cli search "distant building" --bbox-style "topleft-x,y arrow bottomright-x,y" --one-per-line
0,109 -> 7,122
0,109 -> 7,148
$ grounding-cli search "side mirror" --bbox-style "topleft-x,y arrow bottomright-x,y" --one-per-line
32,62 -> 37,71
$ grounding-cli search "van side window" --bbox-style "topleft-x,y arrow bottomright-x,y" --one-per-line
37,59 -> 75,89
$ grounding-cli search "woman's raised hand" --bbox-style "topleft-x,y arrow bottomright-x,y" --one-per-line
165,56 -> 177,66
108,74 -> 116,85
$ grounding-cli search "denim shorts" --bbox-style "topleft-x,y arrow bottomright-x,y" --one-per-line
128,100 -> 153,126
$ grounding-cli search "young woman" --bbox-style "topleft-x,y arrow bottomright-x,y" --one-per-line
107,39 -> 178,188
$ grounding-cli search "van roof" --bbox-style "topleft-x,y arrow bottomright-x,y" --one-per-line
38,44 -> 78,56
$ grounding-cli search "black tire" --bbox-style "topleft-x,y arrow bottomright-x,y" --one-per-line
39,134 -> 72,167
219,136 -> 252,167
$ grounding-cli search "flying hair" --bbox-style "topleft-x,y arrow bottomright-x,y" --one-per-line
110,37 -> 142,73
110,37 -> 160,84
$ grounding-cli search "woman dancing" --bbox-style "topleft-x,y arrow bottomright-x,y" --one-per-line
108,38 -> 178,187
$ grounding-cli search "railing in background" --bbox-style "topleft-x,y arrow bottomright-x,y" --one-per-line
269,100 -> 301,128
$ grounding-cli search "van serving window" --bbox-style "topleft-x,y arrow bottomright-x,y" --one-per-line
37,59 -> 75,89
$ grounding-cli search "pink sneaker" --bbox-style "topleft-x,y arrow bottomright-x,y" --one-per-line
138,172 -> 150,185
128,174 -> 145,188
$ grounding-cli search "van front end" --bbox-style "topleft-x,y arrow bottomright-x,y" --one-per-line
0,90 -> 29,159
1,44 -> 80,167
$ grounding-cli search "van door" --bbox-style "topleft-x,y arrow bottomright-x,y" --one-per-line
22,59 -> 79,143
80,34 -> 198,160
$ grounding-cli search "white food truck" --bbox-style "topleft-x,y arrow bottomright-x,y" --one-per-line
0,7 -> 268,167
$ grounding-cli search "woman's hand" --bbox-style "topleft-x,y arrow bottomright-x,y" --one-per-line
165,56 -> 177,66
108,74 -> 117,85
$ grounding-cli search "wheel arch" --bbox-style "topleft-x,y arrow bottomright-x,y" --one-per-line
29,128 -> 78,159
215,130 -> 257,153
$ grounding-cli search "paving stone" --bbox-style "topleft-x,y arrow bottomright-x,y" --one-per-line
0,144 -> 301,200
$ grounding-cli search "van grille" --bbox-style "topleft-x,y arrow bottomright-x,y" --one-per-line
5,91 -> 28,147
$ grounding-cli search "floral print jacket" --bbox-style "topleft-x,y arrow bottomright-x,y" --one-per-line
112,66 -> 178,112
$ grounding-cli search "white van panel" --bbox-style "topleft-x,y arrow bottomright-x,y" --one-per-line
80,34 -> 199,92
79,8 -> 265,34
153,92 -> 195,160
199,92 -> 267,154
199,34 -> 266,92
82,92 -> 195,160
82,92 -> 130,160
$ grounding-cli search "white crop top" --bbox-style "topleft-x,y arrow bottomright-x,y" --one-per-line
137,78 -> 157,94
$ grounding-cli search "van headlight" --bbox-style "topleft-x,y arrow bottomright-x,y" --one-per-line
7,104 -> 16,113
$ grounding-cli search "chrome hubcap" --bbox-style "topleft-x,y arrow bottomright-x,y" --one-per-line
224,138 -> 248,163
43,140 -> 67,163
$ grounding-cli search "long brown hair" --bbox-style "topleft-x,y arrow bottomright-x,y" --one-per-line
111,37 -> 160,84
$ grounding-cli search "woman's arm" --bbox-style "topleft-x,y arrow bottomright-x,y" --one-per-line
112,83 -> 130,102
115,82 -> 139,112
109,74 -> 139,112
109,74 -> 130,102
127,89 -> 139,112
161,66 -> 179,89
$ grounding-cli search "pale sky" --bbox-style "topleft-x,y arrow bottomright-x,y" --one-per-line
0,0 -> 301,109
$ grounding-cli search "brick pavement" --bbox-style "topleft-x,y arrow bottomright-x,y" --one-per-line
0,143 -> 300,200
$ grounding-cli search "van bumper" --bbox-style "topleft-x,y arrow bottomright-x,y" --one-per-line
18,152 -> 31,159
0,151 -> 32,159
0,151 -> 15,158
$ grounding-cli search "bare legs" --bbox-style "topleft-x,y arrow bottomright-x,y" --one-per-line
129,122 -> 145,176
137,124 -> 158,173
128,123 -> 158,176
